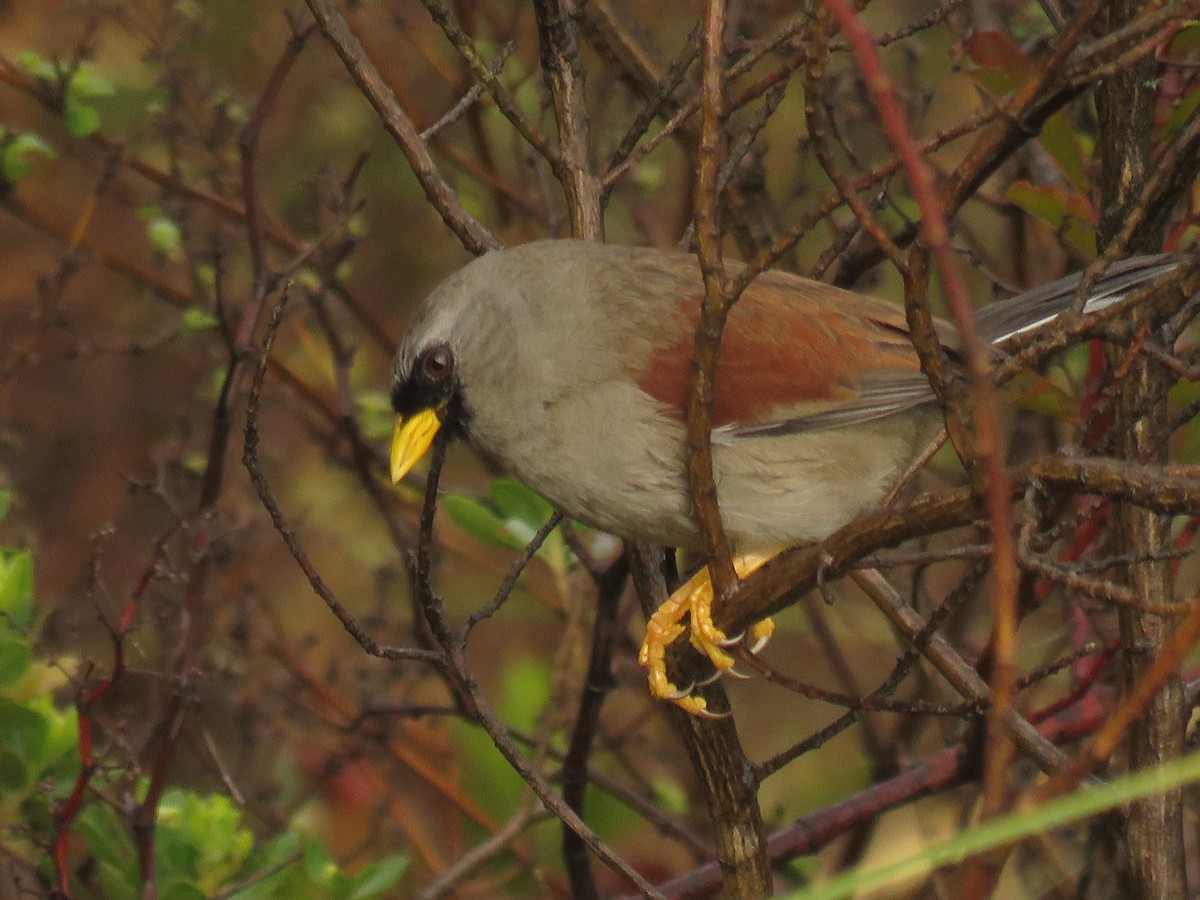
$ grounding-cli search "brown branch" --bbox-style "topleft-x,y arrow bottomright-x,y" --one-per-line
304,0 -> 499,254
722,447 -> 1200,644
243,292 -> 445,668
561,553 -> 628,899
688,0 -> 736,598
626,544 -> 770,900
532,0 -> 604,238
1035,593 -> 1200,802
418,0 -> 563,176
1096,6 -> 1189,888
819,0 -> 1019,823
850,569 -> 1069,775
802,6 -> 907,274
407,445 -> 666,898
636,684 -> 1116,900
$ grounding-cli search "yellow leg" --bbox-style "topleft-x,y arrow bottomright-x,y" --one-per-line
638,553 -> 773,714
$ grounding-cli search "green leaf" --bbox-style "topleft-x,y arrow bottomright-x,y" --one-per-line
355,392 -> 394,444
157,790 -> 254,890
448,718 -> 526,821
489,479 -> 553,530
1166,83 -> 1200,142
78,804 -> 138,898
441,494 -> 527,551
2,132 -> 55,183
962,33 -> 1088,190
303,839 -> 337,885
63,99 -> 102,138
1006,180 -> 1096,255
178,307 -> 219,335
16,50 -> 55,81
0,490 -> 10,523
1009,372 -> 1077,419
161,881 -> 206,900
345,855 -> 409,899
0,697 -> 48,777
147,217 -> 183,256
38,702 -> 79,774
78,803 -> 129,864
652,777 -> 690,816
500,657 -> 551,733
96,859 -> 138,898
68,63 -> 114,99
788,750 -> 1200,900
1036,113 -> 1090,192
0,548 -> 35,628
0,749 -> 27,790
0,633 -> 32,687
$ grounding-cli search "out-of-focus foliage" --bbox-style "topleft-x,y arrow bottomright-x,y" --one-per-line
0,0 -> 1198,897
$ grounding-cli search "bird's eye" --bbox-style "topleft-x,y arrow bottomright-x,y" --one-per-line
421,346 -> 453,381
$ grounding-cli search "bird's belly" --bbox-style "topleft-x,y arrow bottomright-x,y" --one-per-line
468,376 -> 936,554
711,412 -> 934,551
474,390 -> 936,552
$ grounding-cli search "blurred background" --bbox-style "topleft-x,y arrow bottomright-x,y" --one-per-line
1,0 -> 1198,897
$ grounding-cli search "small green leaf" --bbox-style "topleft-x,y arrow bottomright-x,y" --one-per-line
500,658 -> 552,733
147,216 -> 183,256
0,633 -> 32,686
2,132 -> 55,183
68,63 -> 114,99
0,697 -> 48,775
0,548 -> 34,628
0,749 -> 27,790
1006,180 -> 1096,255
355,392 -> 394,443
96,859 -> 138,899
16,50 -> 55,81
1010,372 -> 1077,419
441,494 -> 527,551
1037,113 -> 1090,192
303,839 -> 337,885
63,100 -> 102,138
652,777 -> 689,815
489,478 -> 553,529
345,855 -> 409,899
178,308 -> 219,335
633,159 -> 664,191
1166,84 -> 1200,141
161,882 -> 206,900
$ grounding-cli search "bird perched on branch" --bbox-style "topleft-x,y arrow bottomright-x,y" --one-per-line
389,240 -> 1179,714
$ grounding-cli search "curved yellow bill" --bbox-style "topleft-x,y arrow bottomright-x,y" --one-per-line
390,409 -> 442,483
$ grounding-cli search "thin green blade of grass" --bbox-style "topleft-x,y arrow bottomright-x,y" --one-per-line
788,750 -> 1200,900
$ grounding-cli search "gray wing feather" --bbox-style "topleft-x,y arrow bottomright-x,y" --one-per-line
975,254 -> 1177,344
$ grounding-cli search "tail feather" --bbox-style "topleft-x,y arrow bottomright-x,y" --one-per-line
976,254 -> 1178,345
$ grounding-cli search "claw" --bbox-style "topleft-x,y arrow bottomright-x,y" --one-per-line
748,619 -> 775,654
638,552 -> 776,715
664,680 -> 697,700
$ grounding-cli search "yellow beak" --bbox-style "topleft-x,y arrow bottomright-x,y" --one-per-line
390,408 -> 443,483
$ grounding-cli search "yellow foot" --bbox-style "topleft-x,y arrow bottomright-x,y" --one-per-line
638,553 -> 774,714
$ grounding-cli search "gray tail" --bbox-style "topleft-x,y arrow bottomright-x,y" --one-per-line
975,254 -> 1180,346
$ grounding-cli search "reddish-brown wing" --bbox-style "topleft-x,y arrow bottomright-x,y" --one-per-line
634,272 -> 930,430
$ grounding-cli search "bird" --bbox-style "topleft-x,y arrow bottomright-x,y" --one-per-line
388,239 -> 1178,714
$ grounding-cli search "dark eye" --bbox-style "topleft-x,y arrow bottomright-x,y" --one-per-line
421,346 -> 453,381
